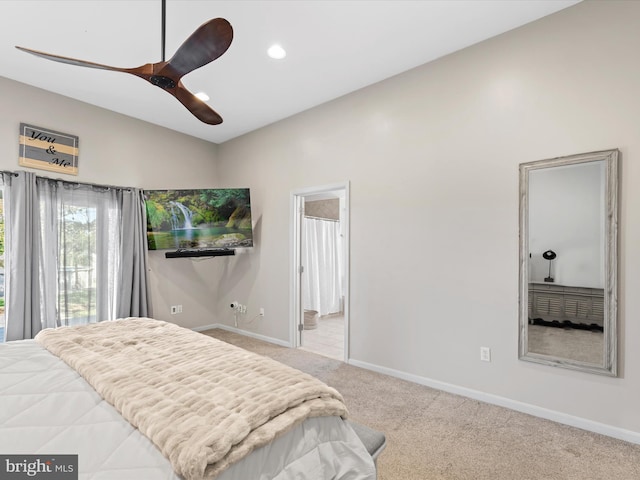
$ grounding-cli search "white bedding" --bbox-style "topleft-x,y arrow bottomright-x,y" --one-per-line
0,338 -> 376,480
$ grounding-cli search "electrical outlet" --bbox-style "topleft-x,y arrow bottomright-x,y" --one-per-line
170,305 -> 178,315
480,347 -> 491,362
259,308 -> 265,317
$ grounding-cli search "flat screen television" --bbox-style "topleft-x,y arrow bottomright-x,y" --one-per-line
144,188 -> 253,251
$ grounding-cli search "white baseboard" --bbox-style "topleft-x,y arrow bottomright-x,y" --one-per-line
192,324 -> 640,445
348,358 -> 640,446
192,323 -> 290,348
191,323 -> 219,332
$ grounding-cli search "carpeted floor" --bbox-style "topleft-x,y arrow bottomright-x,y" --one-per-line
203,328 -> 640,480
528,324 -> 603,364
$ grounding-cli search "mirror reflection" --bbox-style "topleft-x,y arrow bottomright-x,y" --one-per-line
519,150 -> 618,376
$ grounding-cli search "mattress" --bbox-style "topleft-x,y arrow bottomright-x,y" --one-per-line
0,338 -> 376,479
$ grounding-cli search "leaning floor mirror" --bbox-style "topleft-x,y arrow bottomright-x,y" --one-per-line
519,149 -> 618,376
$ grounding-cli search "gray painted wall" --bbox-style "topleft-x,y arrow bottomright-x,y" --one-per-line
216,0 -> 640,436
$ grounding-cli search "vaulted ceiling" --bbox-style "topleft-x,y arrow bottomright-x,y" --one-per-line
0,1 -> 580,144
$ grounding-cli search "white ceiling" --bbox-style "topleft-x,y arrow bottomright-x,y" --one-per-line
0,1 -> 580,144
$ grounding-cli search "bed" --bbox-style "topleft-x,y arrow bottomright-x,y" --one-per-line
0,317 -> 377,479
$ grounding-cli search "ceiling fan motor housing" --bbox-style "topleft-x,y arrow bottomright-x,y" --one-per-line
150,75 -> 176,89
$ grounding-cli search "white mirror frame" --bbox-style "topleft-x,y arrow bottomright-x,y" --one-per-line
519,149 -> 619,376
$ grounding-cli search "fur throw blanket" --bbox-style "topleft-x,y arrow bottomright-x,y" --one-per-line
35,318 -> 348,479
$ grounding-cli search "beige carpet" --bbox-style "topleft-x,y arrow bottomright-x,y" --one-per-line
528,324 -> 603,364
203,329 -> 640,480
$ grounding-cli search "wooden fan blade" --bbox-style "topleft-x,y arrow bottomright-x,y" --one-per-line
17,22 -> 230,127
159,18 -> 233,79
172,82 -> 223,125
15,46 -> 126,72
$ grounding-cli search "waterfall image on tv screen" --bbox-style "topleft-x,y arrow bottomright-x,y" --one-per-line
144,188 -> 253,250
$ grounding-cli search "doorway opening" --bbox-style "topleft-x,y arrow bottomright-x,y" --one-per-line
291,183 -> 349,361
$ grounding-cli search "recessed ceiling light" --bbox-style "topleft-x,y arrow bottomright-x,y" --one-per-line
267,44 -> 286,60
195,92 -> 210,102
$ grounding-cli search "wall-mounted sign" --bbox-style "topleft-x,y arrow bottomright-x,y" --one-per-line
19,123 -> 79,175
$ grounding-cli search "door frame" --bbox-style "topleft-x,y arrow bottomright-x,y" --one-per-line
290,182 -> 350,361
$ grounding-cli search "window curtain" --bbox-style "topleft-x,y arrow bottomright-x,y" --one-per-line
302,217 -> 343,316
2,172 -> 43,340
117,188 -> 151,318
2,171 -> 151,341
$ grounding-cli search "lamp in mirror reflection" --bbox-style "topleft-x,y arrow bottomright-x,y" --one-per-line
542,249 -> 557,283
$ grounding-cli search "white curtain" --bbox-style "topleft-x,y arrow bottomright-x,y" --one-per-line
2,171 -> 150,341
41,178 -> 121,326
302,217 -> 343,316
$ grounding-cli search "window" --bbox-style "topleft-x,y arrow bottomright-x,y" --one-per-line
38,180 -> 121,329
1,171 -> 149,341
57,204 -> 99,326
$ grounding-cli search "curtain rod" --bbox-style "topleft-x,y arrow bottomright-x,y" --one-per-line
2,169 -> 136,192
304,215 -> 340,222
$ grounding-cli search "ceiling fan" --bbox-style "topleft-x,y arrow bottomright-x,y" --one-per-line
15,1 -> 233,125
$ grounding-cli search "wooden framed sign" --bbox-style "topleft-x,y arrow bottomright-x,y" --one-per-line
19,123 -> 79,175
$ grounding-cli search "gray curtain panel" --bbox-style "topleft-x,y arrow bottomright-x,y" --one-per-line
2,171 -> 44,341
117,188 -> 152,319
2,172 -> 150,341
